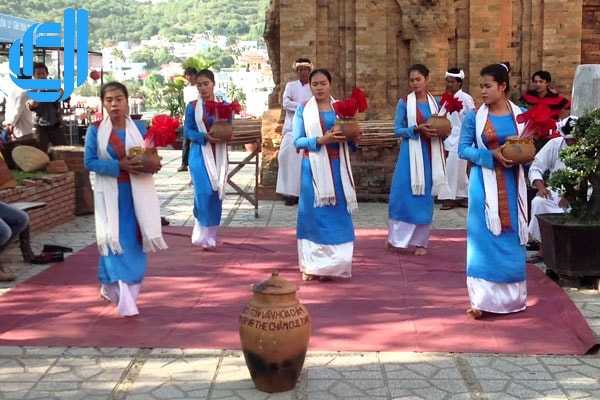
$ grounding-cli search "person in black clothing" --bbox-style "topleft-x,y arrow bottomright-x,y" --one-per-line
27,63 -> 67,152
178,68 -> 199,172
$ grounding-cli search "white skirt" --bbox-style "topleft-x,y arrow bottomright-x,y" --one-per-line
467,277 -> 527,314
298,239 -> 353,278
100,281 -> 141,317
276,133 -> 302,197
437,151 -> 468,200
387,219 -> 431,248
192,219 -> 218,249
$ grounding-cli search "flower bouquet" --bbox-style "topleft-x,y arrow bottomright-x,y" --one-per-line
501,104 -> 556,164
426,92 -> 463,137
332,88 -> 368,140
208,100 -> 242,142
128,114 -> 180,173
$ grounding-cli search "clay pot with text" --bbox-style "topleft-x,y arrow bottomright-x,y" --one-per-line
239,271 -> 311,393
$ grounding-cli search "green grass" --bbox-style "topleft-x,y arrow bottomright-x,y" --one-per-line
10,170 -> 46,186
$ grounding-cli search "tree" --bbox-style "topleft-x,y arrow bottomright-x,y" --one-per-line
131,47 -> 176,71
227,82 -> 246,106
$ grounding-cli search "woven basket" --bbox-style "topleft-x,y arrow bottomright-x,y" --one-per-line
12,145 -> 50,172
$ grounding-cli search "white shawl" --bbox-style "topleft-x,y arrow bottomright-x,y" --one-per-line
406,92 -> 448,195
303,96 -> 358,214
92,117 -> 168,256
475,101 -> 529,245
195,99 -> 228,200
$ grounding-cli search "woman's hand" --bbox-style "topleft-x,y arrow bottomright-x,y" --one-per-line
318,130 -> 346,145
415,123 -> 438,139
492,148 -> 514,168
120,157 -> 144,174
206,132 -> 222,144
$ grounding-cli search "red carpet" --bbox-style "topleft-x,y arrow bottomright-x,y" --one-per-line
0,227 -> 597,355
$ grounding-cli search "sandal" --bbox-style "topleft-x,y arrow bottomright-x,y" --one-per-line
42,244 -> 73,253
31,251 -> 64,265
302,273 -> 316,281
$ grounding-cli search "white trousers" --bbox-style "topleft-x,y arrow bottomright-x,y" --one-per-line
276,133 -> 302,197
192,219 -> 218,249
437,151 -> 468,200
298,239 -> 353,278
100,281 -> 141,317
387,219 -> 431,248
528,192 -> 565,242
467,277 -> 527,314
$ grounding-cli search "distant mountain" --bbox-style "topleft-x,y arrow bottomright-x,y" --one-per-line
0,0 -> 270,49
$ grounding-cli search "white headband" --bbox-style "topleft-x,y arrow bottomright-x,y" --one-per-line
294,61 -> 313,70
500,63 -> 509,71
445,70 -> 465,80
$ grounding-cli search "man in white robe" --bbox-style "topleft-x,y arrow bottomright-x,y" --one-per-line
178,68 -> 199,172
276,58 -> 313,206
527,116 -> 577,261
438,68 -> 476,209
2,80 -> 33,140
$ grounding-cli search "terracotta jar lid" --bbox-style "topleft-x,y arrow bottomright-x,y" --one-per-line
253,271 -> 297,295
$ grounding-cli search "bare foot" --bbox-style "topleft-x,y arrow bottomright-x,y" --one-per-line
414,247 -> 427,256
466,308 -> 483,319
302,273 -> 316,281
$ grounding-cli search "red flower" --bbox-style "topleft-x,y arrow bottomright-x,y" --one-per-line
351,88 -> 368,113
440,92 -> 463,114
203,100 -> 217,116
145,114 -> 180,148
214,101 -> 243,120
516,104 -> 557,139
89,70 -> 101,81
332,99 -> 359,119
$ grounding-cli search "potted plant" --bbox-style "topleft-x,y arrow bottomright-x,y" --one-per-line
538,107 -> 600,286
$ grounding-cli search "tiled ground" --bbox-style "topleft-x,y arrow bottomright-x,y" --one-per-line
0,150 -> 598,400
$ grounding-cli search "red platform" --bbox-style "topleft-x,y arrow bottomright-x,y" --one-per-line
0,227 -> 596,355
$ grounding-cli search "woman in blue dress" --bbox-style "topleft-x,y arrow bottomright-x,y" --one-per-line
388,64 -> 446,256
293,69 -> 359,281
184,69 -> 226,250
459,63 -> 529,319
85,82 -> 167,317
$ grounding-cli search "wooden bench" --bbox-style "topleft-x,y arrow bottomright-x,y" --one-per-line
228,119 -> 262,218
9,201 -> 47,262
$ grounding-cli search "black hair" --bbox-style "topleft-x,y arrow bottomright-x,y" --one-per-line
480,62 -> 511,94
408,64 -> 430,78
446,67 -> 463,84
532,70 -> 552,83
309,68 -> 332,83
33,62 -> 48,73
183,67 -> 197,77
296,57 -> 312,64
100,81 -> 129,101
196,69 -> 215,84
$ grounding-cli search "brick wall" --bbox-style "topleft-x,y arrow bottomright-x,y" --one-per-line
0,173 -> 76,233
582,0 -> 600,64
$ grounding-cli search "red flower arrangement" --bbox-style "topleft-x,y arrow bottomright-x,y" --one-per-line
145,114 -> 180,148
332,88 -> 368,119
516,104 -> 557,139
440,92 -> 463,115
214,100 -> 242,120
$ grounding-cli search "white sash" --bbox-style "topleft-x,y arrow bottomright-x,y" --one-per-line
406,92 -> 448,195
475,102 -> 529,245
92,117 -> 168,255
194,100 -> 228,200
303,96 -> 358,214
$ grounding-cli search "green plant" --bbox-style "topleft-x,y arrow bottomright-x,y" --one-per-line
164,77 -> 186,118
182,56 -> 216,73
549,108 -> 600,222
